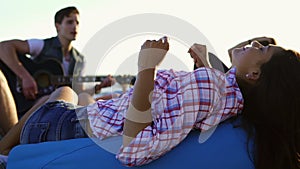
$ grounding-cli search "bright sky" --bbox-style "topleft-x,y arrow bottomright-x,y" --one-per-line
1,0 -> 299,76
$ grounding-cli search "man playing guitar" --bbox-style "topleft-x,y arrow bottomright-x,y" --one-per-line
0,6 -> 115,134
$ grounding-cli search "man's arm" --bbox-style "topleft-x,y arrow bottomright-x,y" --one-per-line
0,40 -> 30,79
0,40 -> 38,99
72,75 -> 116,96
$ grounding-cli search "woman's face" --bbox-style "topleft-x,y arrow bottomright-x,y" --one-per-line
232,41 -> 282,81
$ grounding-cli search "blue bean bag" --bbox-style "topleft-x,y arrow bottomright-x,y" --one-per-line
7,119 -> 254,169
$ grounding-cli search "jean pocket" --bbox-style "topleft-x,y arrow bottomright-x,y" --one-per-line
72,119 -> 88,138
20,122 -> 50,144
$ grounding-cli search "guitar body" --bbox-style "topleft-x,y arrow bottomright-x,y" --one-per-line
0,55 -> 64,116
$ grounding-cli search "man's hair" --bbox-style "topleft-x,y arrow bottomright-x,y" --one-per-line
54,6 -> 79,24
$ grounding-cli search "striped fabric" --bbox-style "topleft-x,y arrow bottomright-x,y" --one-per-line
87,67 -> 243,166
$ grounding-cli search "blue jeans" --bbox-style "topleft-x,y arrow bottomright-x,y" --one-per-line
20,101 -> 89,144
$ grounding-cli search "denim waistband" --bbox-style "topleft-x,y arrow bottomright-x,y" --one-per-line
43,100 -> 77,109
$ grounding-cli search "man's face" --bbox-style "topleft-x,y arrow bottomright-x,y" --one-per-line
56,13 -> 79,41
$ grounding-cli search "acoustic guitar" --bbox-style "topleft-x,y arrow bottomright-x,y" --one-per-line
0,55 -> 135,115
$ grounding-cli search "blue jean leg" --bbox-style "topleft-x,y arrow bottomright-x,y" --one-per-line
20,101 -> 88,144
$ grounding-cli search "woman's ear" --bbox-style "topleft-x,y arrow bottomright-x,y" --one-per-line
245,71 -> 260,81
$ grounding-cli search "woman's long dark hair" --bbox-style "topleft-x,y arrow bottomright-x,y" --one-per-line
239,49 -> 300,169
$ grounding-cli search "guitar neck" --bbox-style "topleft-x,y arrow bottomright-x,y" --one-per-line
50,75 -> 135,85
50,76 -> 107,85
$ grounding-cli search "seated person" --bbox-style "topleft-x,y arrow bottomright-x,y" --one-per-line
0,6 -> 115,117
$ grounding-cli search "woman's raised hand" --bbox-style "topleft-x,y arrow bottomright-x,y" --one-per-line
188,43 -> 210,68
138,36 -> 169,72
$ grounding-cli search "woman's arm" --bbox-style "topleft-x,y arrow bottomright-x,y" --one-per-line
123,37 -> 169,147
188,43 -> 210,69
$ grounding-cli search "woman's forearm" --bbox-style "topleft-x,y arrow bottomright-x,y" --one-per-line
123,69 -> 155,147
123,37 -> 169,147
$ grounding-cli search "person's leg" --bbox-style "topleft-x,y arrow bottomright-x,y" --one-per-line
77,92 -> 95,106
0,70 -> 18,135
46,86 -> 78,104
0,86 -> 78,155
0,95 -> 48,155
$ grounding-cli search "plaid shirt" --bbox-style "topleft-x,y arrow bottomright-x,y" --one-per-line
87,67 -> 243,166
